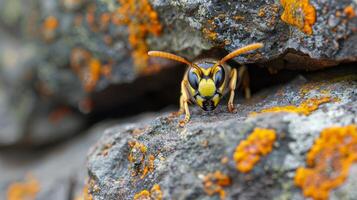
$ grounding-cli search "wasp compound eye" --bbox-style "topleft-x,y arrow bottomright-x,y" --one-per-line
188,69 -> 199,90
214,66 -> 225,88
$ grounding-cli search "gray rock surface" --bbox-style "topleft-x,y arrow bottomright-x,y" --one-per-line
87,66 -> 357,200
149,0 -> 357,69
0,113 -> 161,200
0,0 -> 356,146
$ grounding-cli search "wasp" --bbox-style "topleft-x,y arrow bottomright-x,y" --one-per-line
148,43 -> 263,126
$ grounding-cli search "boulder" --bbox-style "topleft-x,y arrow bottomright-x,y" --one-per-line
87,66 -> 357,200
0,0 -> 356,146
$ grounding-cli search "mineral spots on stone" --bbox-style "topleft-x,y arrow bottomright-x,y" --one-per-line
128,140 -> 155,179
251,96 -> 331,116
294,125 -> 357,200
202,171 -> 231,200
6,175 -> 40,200
233,128 -> 277,173
70,48 -> 112,92
42,16 -> 59,41
133,184 -> 163,200
344,5 -> 356,19
75,184 -> 93,200
48,106 -> 72,124
280,0 -> 316,35
113,0 -> 162,73
202,19 -> 218,41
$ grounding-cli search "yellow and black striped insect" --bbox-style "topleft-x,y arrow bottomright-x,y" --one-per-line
148,43 -> 263,126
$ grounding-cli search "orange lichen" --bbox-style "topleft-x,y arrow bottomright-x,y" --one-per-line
7,175 -> 40,200
100,143 -> 113,157
133,184 -> 162,200
113,0 -> 162,72
48,106 -> 72,124
42,16 -> 59,41
133,190 -> 150,200
294,125 -> 357,200
202,171 -> 231,200
86,4 -> 99,32
251,96 -> 331,116
43,16 -> 59,30
344,5 -> 356,19
100,12 -> 111,31
280,0 -> 316,35
75,184 -> 93,200
70,48 -> 112,92
233,15 -> 245,21
202,19 -> 218,41
257,4 -> 280,28
128,141 -> 155,179
233,128 -> 276,173
202,28 -> 218,40
149,184 -> 163,200
83,58 -> 102,92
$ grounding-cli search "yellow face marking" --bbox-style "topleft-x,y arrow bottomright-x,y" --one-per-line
198,79 -> 216,97
201,68 -> 212,76
195,95 -> 204,107
212,94 -> 220,107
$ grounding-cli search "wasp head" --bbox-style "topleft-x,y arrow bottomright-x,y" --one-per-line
187,61 -> 225,111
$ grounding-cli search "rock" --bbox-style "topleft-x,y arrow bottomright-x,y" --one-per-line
0,121 -> 104,200
149,0 -> 357,69
87,66 -> 357,200
0,0 -> 356,146
0,113 -> 160,200
0,26 -> 183,147
1,0 -> 356,92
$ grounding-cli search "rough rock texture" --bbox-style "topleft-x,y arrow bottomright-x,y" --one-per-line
150,0 -> 357,69
0,0 -> 356,146
0,113 -> 160,200
87,66 -> 357,200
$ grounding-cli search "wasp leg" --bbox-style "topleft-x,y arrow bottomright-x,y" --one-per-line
228,68 -> 238,113
238,65 -> 251,99
170,95 -> 184,117
179,80 -> 191,127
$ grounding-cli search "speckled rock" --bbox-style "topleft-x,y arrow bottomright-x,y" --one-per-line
149,0 -> 357,69
87,66 -> 357,200
0,113 -> 160,200
0,0 -> 356,146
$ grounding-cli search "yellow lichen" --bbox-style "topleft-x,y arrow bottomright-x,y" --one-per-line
202,19 -> 218,41
344,5 -> 356,19
294,125 -> 357,200
128,141 -> 155,179
48,106 -> 71,124
202,171 -> 231,200
70,48 -> 112,92
43,16 -> 59,30
113,0 -> 162,72
133,184 -> 162,200
251,96 -> 331,116
74,184 -> 93,200
202,28 -> 218,41
233,128 -> 276,173
42,16 -> 59,41
280,0 -> 316,35
7,175 -> 40,200
83,58 -> 102,92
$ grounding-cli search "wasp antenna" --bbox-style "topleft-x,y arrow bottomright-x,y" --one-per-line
219,43 -> 264,65
148,51 -> 193,66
